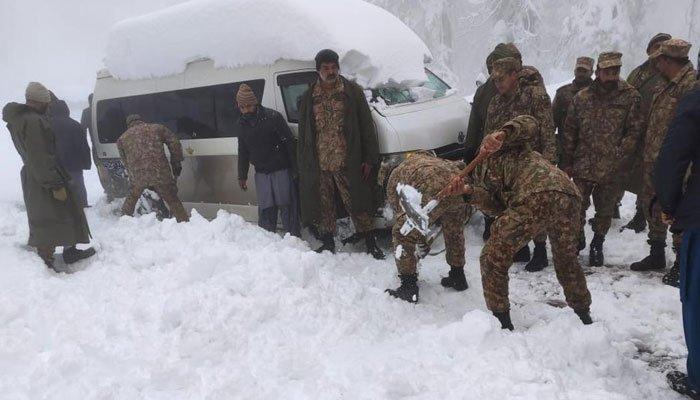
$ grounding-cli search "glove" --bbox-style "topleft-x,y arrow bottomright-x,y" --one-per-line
172,163 -> 182,178
52,187 -> 68,202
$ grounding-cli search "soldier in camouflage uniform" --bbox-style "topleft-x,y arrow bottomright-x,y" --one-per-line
445,115 -> 592,330
484,57 -> 557,272
619,33 -> 672,233
384,152 -> 468,303
560,52 -> 644,266
552,56 -> 594,162
632,39 -> 697,271
117,114 -> 189,223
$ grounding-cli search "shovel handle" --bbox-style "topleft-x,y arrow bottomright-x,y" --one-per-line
436,150 -> 490,199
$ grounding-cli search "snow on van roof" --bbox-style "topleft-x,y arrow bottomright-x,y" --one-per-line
104,0 -> 432,88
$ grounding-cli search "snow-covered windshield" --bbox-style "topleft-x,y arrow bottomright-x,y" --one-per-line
371,69 -> 450,106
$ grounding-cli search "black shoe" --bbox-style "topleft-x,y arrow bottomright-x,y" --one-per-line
589,234 -> 605,267
663,259 -> 681,288
62,246 -> 96,264
613,203 -> 621,219
622,208 -> 646,233
667,371 -> 700,399
630,240 -> 666,271
493,311 -> 514,330
315,234 -> 336,254
483,215 -> 494,242
364,233 -> 385,260
575,309 -> 593,325
386,274 -> 419,303
440,266 -> 468,291
513,245 -> 531,263
525,242 -> 548,272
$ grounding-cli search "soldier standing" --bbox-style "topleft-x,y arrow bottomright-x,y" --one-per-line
445,115 -> 592,330
552,57 -> 594,162
117,114 -> 189,223
632,39 -> 697,272
560,52 -> 644,266
297,49 -> 384,259
620,33 -> 672,233
484,57 -> 557,271
385,152 -> 468,303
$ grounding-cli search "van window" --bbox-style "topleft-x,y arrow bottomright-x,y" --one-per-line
277,72 -> 318,123
95,80 -> 265,143
371,68 -> 450,106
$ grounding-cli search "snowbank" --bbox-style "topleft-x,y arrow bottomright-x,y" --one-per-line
104,0 -> 432,88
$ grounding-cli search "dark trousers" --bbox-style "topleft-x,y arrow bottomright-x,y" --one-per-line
681,228 -> 700,390
67,170 -> 88,208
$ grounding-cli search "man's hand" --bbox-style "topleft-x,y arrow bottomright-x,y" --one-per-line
661,212 -> 675,226
442,176 -> 472,198
238,179 -> 248,191
480,130 -> 505,155
52,187 -> 68,202
361,163 -> 372,182
172,162 -> 182,178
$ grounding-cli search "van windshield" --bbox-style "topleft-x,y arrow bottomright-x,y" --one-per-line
371,69 -> 451,106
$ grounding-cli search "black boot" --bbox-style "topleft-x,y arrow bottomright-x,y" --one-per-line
575,309 -> 593,325
386,273 -> 419,303
630,240 -> 666,271
62,246 -> 96,264
667,370 -> 700,399
524,242 -> 548,272
622,207 -> 647,233
493,311 -> 514,330
513,244 -> 531,263
364,232 -> 385,260
589,234 -> 605,267
483,215 -> 494,241
440,266 -> 468,291
662,258 -> 681,288
315,234 -> 336,254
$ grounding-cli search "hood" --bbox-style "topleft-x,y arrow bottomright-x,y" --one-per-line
48,100 -> 70,118
2,102 -> 30,124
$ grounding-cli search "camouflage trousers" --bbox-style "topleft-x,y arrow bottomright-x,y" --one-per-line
318,171 -> 373,235
641,162 -> 668,243
574,178 -> 618,237
481,191 -> 592,313
122,183 -> 190,223
392,201 -> 466,275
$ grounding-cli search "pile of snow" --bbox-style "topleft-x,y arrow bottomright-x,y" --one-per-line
104,0 -> 432,88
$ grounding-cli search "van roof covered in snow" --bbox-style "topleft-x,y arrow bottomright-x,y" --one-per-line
104,0 -> 432,88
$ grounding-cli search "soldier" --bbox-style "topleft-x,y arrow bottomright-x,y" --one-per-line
620,33 -> 672,233
117,114 -> 189,223
385,152 -> 468,303
552,56 -> 594,162
560,52 -> 644,266
297,49 -> 384,259
445,115 -> 592,330
484,56 -> 557,271
2,82 -> 95,271
632,39 -> 697,272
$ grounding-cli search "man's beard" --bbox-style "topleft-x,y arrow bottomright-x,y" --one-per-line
600,80 -> 618,92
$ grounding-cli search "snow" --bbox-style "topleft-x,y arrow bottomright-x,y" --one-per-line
104,0 -> 432,88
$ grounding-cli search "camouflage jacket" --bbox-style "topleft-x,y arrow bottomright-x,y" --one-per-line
484,81 -> 556,164
643,63 -> 697,167
117,121 -> 183,187
468,116 -> 580,217
313,78 -> 347,172
627,61 -> 669,121
552,79 -> 592,136
561,80 -> 644,183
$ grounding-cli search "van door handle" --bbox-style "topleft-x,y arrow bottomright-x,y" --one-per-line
186,147 -> 194,155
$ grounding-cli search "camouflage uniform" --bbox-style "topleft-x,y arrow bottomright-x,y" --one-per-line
387,152 -> 467,275
313,78 -> 373,234
552,57 -> 594,162
642,41 -> 697,245
468,116 -> 592,313
561,52 -> 644,238
117,117 -> 189,222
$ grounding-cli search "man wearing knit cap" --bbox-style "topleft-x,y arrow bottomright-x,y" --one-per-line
2,82 -> 95,271
561,51 -> 644,267
632,38 -> 697,272
618,32 -> 672,234
552,56 -> 594,163
297,49 -> 384,259
236,83 -> 300,236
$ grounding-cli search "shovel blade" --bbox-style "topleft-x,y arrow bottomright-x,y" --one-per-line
398,187 -> 430,235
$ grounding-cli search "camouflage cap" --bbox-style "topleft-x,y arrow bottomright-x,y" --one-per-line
650,38 -> 692,59
126,114 -> 142,126
575,56 -> 595,71
597,52 -> 623,69
647,32 -> 672,53
490,57 -> 521,80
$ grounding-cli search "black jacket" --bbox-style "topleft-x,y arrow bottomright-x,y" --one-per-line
237,106 -> 297,179
48,100 -> 91,172
654,85 -> 700,231
464,79 -> 498,163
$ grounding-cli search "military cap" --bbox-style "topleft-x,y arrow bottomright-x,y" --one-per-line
490,57 -> 521,80
126,114 -> 142,126
650,38 -> 692,59
647,33 -> 672,53
597,52 -> 623,69
575,57 -> 595,72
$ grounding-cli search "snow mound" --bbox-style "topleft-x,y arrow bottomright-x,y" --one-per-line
104,0 -> 432,88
